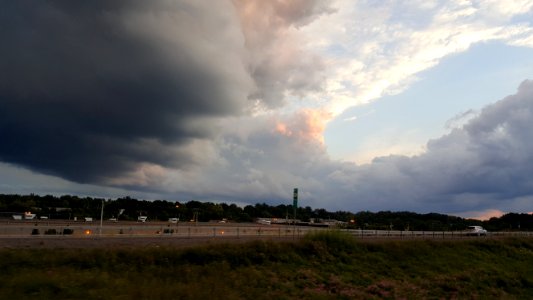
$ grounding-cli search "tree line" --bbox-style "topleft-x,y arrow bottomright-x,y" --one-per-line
0,194 -> 531,231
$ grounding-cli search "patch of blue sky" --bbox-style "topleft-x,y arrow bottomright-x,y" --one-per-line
324,42 -> 533,163
385,2 -> 438,29
510,11 -> 533,24
325,44 -> 349,57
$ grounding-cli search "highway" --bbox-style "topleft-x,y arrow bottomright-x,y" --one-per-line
0,219 -> 531,239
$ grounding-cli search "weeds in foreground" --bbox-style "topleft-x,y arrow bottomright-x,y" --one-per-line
0,233 -> 532,299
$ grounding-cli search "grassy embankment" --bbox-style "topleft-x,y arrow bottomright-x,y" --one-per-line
1,232 -> 532,299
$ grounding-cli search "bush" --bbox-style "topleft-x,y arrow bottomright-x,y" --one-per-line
31,229 -> 40,235
44,229 -> 57,235
62,228 -> 74,235
303,230 -> 359,250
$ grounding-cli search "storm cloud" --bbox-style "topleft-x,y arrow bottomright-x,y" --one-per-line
234,0 -> 333,108
0,0 -> 328,184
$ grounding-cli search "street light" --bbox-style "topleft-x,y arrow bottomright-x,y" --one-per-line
99,199 -> 104,236
175,204 -> 180,231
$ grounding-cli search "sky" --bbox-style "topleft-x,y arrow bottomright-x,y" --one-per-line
1,0 -> 533,219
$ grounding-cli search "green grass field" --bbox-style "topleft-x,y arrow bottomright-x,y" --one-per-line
1,232 -> 532,299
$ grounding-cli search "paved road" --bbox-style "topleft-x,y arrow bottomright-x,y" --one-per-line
0,220 -> 531,249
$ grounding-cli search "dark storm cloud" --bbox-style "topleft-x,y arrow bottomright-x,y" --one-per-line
0,1 -> 253,183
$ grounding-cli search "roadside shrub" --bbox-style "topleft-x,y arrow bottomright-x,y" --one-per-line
303,230 -> 359,251
62,228 -> 74,235
44,229 -> 57,235
296,230 -> 360,263
31,229 -> 40,235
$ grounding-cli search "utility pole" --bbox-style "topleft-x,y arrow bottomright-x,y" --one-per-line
99,199 -> 104,236
293,188 -> 298,222
293,188 -> 298,238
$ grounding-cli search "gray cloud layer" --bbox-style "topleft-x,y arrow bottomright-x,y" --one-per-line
235,0 -> 332,108
184,81 -> 533,214
330,80 -> 533,213
0,1 -> 252,182
0,1 -> 329,184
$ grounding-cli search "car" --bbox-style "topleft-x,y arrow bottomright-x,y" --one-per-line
256,219 -> 271,225
465,226 -> 487,236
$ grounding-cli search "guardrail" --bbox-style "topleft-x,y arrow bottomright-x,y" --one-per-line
0,223 -> 531,239
0,223 -> 320,238
343,229 -> 533,239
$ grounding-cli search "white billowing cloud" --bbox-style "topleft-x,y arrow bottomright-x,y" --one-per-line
475,0 -> 533,20
297,0 -> 533,116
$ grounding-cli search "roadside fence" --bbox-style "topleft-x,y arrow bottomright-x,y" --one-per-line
0,222 -> 531,239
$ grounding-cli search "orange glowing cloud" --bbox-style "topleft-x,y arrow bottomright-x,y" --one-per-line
275,122 -> 292,137
275,109 -> 332,145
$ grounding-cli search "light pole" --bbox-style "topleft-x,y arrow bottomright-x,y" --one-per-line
99,199 -> 104,236
293,188 -> 298,238
175,204 -> 180,231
